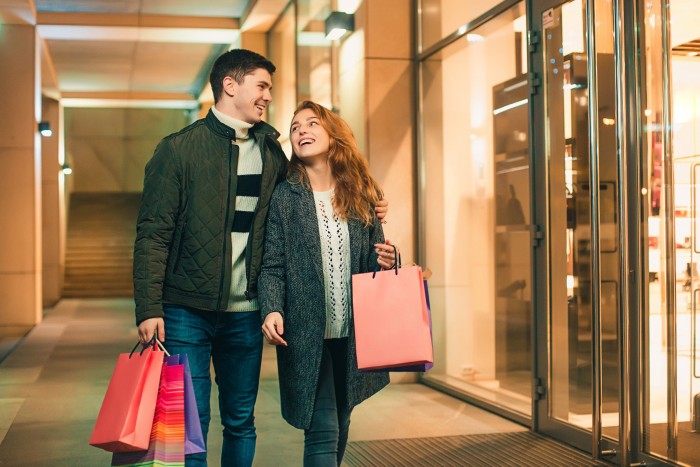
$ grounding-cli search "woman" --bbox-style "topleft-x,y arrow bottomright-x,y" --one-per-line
258,101 -> 397,466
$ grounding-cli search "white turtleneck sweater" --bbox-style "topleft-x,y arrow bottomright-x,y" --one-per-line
211,106 -> 262,312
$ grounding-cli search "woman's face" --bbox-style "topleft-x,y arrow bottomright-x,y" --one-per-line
290,108 -> 331,162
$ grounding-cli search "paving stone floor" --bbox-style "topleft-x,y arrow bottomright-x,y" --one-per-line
0,299 -> 527,466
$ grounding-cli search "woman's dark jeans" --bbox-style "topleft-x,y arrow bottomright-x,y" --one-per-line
303,338 -> 353,467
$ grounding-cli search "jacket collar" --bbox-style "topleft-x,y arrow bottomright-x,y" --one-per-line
204,108 -> 281,141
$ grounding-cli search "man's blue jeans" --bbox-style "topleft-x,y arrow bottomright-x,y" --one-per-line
163,305 -> 263,467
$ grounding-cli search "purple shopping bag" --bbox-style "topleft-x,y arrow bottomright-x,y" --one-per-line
180,355 -> 206,455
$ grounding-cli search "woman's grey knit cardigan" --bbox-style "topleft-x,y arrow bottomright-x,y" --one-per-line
258,177 -> 390,430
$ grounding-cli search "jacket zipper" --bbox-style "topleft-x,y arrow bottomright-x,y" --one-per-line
244,135 -> 268,300
218,140 -> 234,308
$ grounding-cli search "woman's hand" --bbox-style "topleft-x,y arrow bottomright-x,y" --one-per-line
262,312 -> 287,346
375,239 -> 399,270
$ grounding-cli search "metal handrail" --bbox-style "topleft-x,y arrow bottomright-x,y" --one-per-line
661,0 -> 678,460
585,0 -> 603,459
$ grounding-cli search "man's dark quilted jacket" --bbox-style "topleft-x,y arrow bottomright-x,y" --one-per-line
133,110 -> 288,325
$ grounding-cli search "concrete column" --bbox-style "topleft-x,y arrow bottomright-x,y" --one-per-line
338,0 -> 415,264
339,0 -> 416,383
0,20 -> 43,325
41,97 -> 64,307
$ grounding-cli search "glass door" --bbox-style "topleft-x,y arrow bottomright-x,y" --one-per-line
642,0 -> 700,464
531,0 -> 623,460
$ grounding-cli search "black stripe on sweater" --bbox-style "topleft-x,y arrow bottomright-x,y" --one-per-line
237,174 -> 262,197
232,211 -> 255,233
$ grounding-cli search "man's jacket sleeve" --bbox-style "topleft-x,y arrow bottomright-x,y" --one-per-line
133,138 -> 181,325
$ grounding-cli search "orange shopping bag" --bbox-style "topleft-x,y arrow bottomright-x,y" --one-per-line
89,341 -> 165,452
351,256 -> 433,370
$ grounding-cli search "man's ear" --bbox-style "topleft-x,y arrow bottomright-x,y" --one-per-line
222,76 -> 237,98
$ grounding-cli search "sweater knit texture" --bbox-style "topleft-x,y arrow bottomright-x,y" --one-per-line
212,106 -> 261,312
313,189 -> 351,338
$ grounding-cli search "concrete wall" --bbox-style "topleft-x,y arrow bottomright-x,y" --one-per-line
64,108 -> 192,193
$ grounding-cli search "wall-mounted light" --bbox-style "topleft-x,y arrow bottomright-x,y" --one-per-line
61,163 -> 72,175
38,121 -> 52,137
325,12 -> 354,41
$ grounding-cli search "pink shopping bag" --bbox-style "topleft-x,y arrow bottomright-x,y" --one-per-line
89,342 -> 165,452
352,264 -> 433,370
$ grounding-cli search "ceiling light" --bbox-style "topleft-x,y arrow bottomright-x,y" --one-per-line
38,121 -> 52,137
325,12 -> 354,41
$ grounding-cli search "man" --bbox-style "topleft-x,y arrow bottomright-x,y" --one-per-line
133,49 -> 387,466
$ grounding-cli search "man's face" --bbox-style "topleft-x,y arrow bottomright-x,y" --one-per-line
227,68 -> 273,124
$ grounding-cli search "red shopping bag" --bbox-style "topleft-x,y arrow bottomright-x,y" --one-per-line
89,342 -> 165,452
352,260 -> 433,370
111,354 -> 186,467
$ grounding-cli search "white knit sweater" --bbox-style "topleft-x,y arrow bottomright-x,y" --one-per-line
313,190 -> 351,338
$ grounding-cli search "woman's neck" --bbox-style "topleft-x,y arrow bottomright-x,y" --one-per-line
304,159 -> 335,192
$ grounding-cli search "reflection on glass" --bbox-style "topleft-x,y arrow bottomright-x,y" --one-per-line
420,2 -> 531,416
543,0 -> 620,433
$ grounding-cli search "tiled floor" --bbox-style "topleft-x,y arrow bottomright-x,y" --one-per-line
0,299 -> 526,466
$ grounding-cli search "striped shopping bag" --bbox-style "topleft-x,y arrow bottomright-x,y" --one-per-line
111,354 -> 186,467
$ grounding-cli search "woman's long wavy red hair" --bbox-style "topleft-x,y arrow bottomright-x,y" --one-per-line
288,101 -> 383,226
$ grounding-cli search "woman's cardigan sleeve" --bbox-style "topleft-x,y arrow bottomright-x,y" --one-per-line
366,214 -> 385,272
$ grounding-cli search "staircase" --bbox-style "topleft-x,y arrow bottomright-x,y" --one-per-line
63,193 -> 141,298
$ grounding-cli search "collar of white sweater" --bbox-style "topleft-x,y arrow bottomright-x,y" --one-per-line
211,105 -> 254,140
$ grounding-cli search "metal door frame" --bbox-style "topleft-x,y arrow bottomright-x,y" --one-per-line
528,0 -> 641,463
529,0 -> 604,452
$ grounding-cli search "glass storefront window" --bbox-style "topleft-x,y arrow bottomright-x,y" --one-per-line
420,0 -> 507,52
420,2 -> 530,416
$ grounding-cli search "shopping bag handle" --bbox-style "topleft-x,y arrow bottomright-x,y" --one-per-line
128,330 -> 170,358
372,244 -> 401,278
